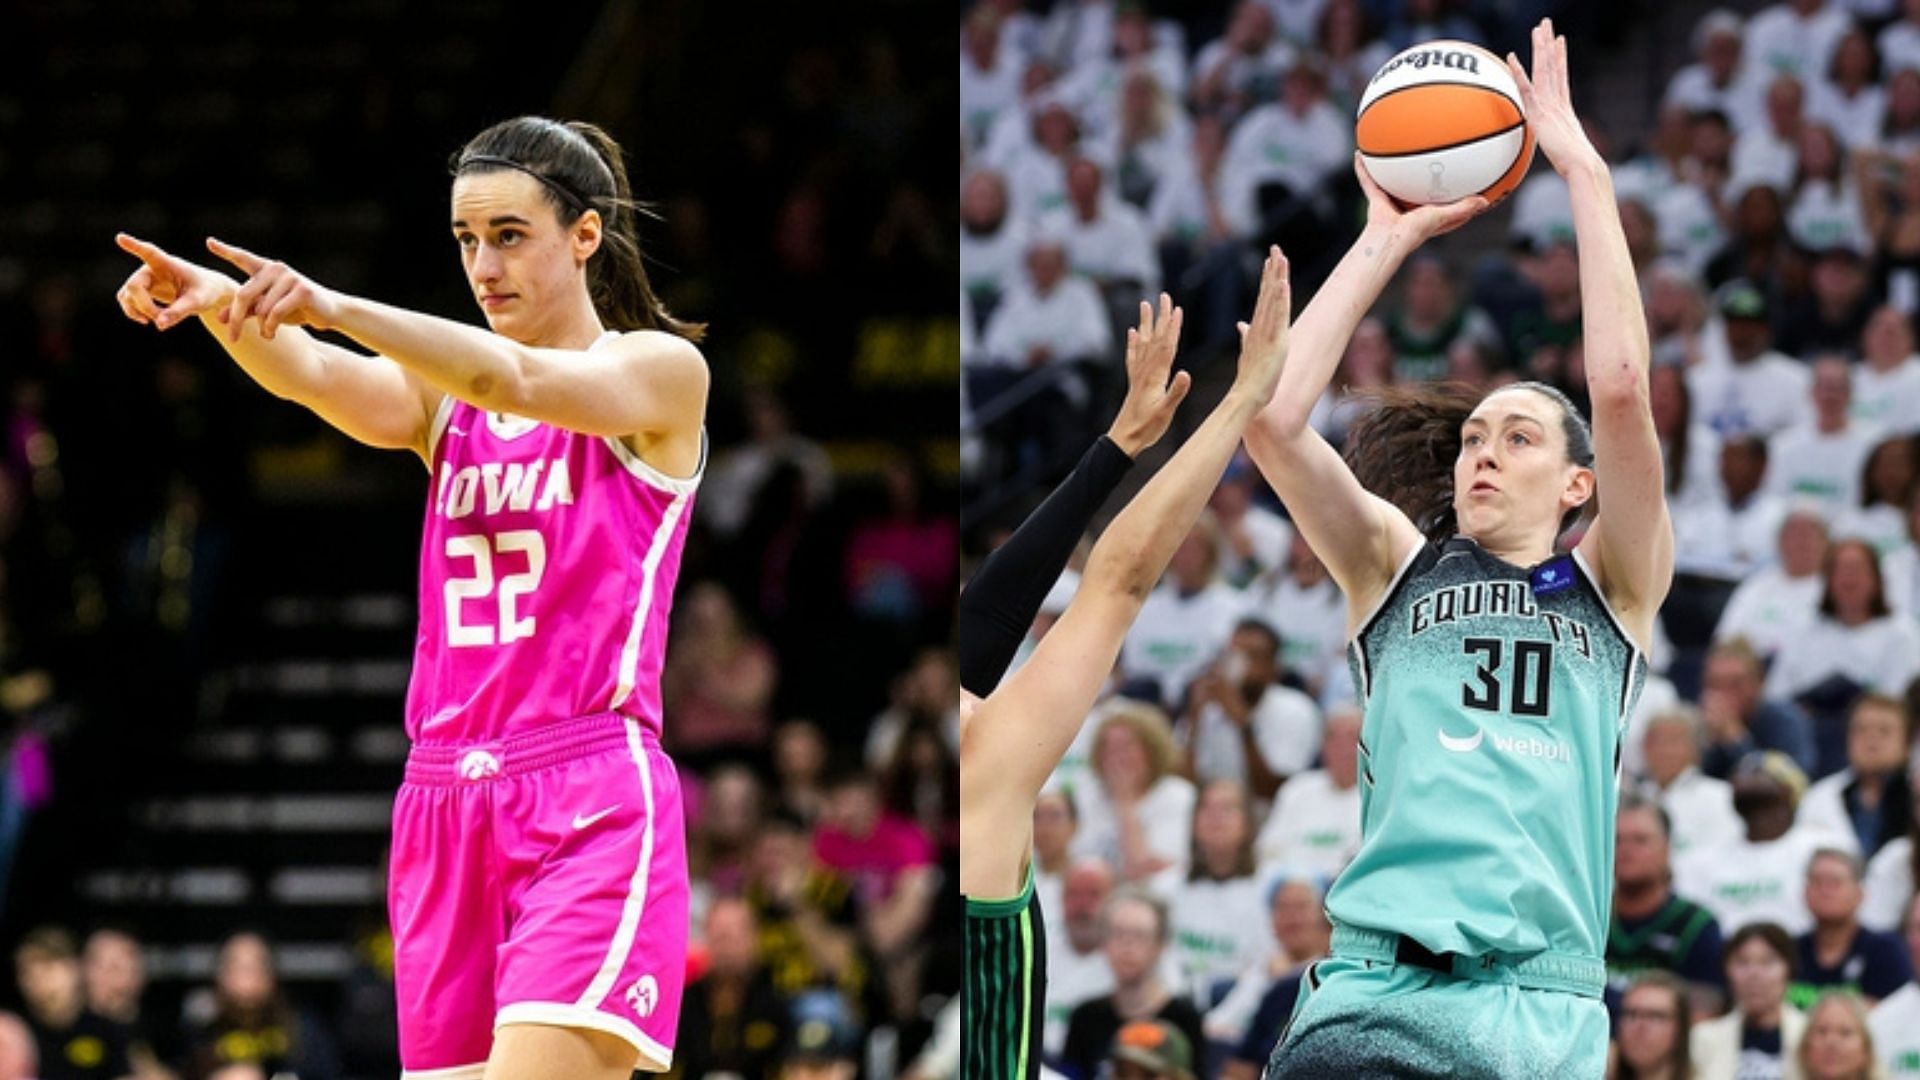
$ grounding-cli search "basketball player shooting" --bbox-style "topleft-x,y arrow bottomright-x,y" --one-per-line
113,117 -> 706,1080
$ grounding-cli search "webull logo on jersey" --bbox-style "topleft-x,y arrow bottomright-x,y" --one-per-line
435,457 -> 575,520
1491,731 -> 1573,763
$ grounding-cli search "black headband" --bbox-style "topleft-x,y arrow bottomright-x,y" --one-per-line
453,154 -> 593,214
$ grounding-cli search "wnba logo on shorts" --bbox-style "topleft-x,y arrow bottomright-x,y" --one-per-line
625,974 -> 660,1018
457,750 -> 502,781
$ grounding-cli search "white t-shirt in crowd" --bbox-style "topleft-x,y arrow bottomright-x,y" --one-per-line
1799,767 -> 1881,853
979,276 -> 1115,370
1070,773 -> 1198,899
1674,492 -> 1790,583
1743,2 -> 1852,85
1869,982 -> 1920,1077
1854,359 -> 1920,438
1655,767 -> 1749,863
1675,823 -> 1853,935
1247,572 -> 1348,704
962,48 -> 1026,146
1217,506 -> 1293,587
1767,422 -> 1882,519
1168,874 -> 1277,1005
1664,63 -> 1766,137
1862,835 -> 1915,933
1764,614 -> 1920,702
1689,347 -> 1814,440
1187,682 -> 1322,787
1621,674 -> 1681,782
1713,567 -> 1822,661
1219,99 -> 1350,220
1041,198 -> 1162,296
1043,937 -> 1116,1057
1122,581 -> 1248,708
1885,18 -> 1920,80
960,214 -> 1031,302
1253,769 -> 1362,879
1883,544 -> 1920,617
1810,81 -> 1888,150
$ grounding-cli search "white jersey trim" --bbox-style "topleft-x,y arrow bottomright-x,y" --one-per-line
566,721 -> 663,1064
603,428 -> 708,497
497,1001 -> 670,1071
424,393 -> 456,467
610,486 -> 692,712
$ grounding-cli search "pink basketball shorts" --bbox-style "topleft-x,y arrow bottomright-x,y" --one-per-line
388,713 -> 688,1077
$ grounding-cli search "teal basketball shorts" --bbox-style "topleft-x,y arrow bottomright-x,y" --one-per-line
1264,941 -> 1609,1079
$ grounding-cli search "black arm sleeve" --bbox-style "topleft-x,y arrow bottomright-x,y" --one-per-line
959,435 -> 1135,696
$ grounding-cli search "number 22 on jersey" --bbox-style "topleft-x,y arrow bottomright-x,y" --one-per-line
444,530 -> 547,646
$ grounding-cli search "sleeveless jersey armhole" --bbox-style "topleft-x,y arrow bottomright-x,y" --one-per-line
424,393 -> 456,469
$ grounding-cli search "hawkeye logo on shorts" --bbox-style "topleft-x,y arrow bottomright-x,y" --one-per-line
458,750 -> 502,780
626,974 -> 660,1018
1437,726 -> 1573,763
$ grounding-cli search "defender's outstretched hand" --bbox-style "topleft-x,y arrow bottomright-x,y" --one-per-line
1108,293 -> 1192,456
1233,246 -> 1293,405
206,237 -> 344,343
114,233 -> 232,331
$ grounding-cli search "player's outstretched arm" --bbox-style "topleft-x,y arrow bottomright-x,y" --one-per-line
204,238 -> 707,445
1241,162 -> 1483,614
957,293 -> 1192,697
960,248 -> 1291,898
114,233 -> 440,461
1509,20 -> 1673,642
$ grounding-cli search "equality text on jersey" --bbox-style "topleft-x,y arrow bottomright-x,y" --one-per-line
1407,581 -> 1596,660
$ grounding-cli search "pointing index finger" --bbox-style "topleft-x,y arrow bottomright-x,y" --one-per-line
206,236 -> 265,274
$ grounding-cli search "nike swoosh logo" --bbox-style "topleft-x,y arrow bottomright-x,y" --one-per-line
1437,727 -> 1483,753
572,805 -> 620,830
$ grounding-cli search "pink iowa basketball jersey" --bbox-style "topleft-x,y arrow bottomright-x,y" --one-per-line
405,340 -> 702,744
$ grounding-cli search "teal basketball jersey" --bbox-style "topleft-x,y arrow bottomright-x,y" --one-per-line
1330,536 -> 1646,963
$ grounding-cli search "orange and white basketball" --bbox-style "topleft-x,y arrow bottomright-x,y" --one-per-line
1356,40 -> 1535,207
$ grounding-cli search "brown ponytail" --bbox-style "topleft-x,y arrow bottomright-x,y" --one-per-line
452,116 -> 706,342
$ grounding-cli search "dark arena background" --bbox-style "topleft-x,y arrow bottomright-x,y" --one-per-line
0,1 -> 956,1078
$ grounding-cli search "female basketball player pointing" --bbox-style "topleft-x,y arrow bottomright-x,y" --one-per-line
1247,22 -> 1671,1077
114,117 -> 705,1080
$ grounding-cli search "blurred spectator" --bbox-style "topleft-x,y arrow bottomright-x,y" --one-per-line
1095,68 -> 1192,212
694,764 -> 767,898
1214,875 -> 1330,1080
1633,705 -> 1745,867
1384,255 -> 1503,384
0,1011 -> 35,1080
1861,754 -> 1920,931
743,810 -> 873,1016
1044,858 -> 1116,1059
812,767 -> 937,1019
1219,59 -> 1349,280
842,457 -> 957,626
80,928 -> 166,1079
670,898 -> 790,1080
975,235 -> 1114,472
1696,640 -> 1818,780
1118,518 -> 1243,710
1609,793 -> 1728,1019
773,719 -> 830,826
663,582 -> 780,766
1033,791 -> 1078,928
1046,157 -> 1160,301
1650,362 -> 1722,513
15,927 -> 133,1080
1767,355 -> 1880,519
776,989 -> 861,1080
1610,972 -> 1696,1079
960,169 -> 1030,315
1764,541 -> 1920,764
1792,848 -> 1912,1009
1249,532 -> 1346,703
1305,317 -> 1395,451
1314,0 -> 1391,116
1836,436 -> 1920,557
1690,921 -> 1805,1078
700,388 -> 835,544
1882,490 -> 1920,616
1691,281 -> 1812,440
1252,703 -> 1363,878
1867,892 -> 1920,1073
1784,135 -> 1872,269
178,932 -> 336,1080
1881,68 -> 1920,155
1813,29 -> 1885,152
1006,102 -> 1095,222
1205,458 -> 1291,589
878,714 -> 959,850
1070,705 -> 1198,896
1742,79 -> 1813,196
1190,1 -> 1293,121
1743,0 -> 1851,91
1797,991 -> 1885,1080
1176,620 -> 1320,798
1504,242 -> 1584,380
866,647 -> 961,770
1167,780 -> 1272,1006
1677,751 -> 1833,935
1059,889 -> 1203,1080
1666,11 -> 1762,133
1105,1017 -> 1195,1080
1800,694 -> 1912,857
962,7 -> 1025,147
1148,114 -> 1253,351
1380,0 -> 1480,51
1711,507 -> 1826,664
1063,6 -> 1189,142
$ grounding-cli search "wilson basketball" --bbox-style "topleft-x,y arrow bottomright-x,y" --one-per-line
1356,40 -> 1535,207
